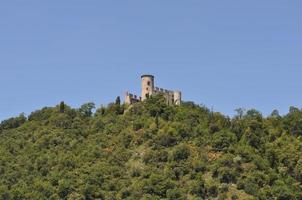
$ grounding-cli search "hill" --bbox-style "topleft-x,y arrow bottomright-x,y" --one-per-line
0,95 -> 302,200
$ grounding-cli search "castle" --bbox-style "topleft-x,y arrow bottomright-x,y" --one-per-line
125,75 -> 182,105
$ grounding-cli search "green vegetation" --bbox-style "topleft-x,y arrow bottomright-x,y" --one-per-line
0,95 -> 302,200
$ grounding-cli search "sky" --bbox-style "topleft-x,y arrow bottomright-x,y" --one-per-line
0,1 -> 301,120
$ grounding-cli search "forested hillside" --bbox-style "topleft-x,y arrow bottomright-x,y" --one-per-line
0,95 -> 302,200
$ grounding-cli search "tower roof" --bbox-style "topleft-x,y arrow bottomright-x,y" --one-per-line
141,74 -> 154,79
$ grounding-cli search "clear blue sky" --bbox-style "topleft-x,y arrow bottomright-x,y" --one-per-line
1,1 -> 301,120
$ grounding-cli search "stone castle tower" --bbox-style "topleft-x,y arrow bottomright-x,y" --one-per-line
141,75 -> 155,101
125,75 -> 182,105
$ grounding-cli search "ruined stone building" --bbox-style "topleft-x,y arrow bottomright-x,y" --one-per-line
125,75 -> 182,105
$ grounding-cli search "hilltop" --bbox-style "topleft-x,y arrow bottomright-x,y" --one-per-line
0,95 -> 302,200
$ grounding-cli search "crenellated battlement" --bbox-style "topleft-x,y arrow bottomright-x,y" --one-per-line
125,75 -> 182,105
125,92 -> 141,105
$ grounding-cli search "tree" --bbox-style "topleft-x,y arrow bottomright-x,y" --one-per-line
115,96 -> 121,106
155,114 -> 159,129
79,102 -> 95,117
59,101 -> 65,113
166,188 -> 185,200
172,145 -> 190,161
142,174 -> 175,197
212,131 -> 236,151
245,109 -> 262,121
270,109 -> 280,117
283,107 -> 302,135
58,180 -> 73,199
1,99 -> 302,199
234,108 -> 246,119
190,178 -> 206,198
289,106 -> 300,114
216,166 -> 238,184
156,132 -> 177,147
0,113 -> 27,131
294,158 -> 302,182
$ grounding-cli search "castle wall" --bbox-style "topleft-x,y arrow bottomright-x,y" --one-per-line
154,87 -> 174,105
125,92 -> 140,105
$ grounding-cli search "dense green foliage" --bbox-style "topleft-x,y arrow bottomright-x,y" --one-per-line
0,95 -> 302,200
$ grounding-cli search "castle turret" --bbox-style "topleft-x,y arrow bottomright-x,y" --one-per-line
141,75 -> 154,101
125,92 -> 132,105
174,91 -> 182,105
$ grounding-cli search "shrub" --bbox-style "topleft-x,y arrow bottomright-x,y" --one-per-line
171,144 -> 190,161
190,179 -> 206,198
156,132 -> 177,147
212,131 -> 236,151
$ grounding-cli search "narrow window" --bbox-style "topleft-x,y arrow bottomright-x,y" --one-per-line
147,81 -> 151,86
